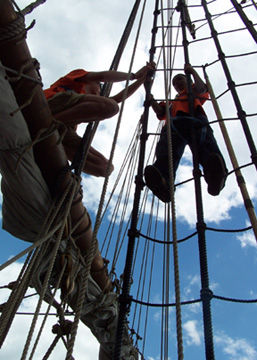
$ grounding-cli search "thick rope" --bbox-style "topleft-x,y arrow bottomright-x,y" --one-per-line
0,252 -> 33,346
27,256 -> 68,360
21,175 -> 81,360
0,162 -> 83,357
131,293 -> 257,307
230,0 -> 257,43
93,0 -> 147,245
204,67 -> 257,241
68,9 -> 148,360
2,2 -> 257,360
113,0 -> 157,357
0,176 -> 71,348
202,0 -> 257,172
0,12 -> 26,44
160,1 -> 184,358
0,1 -> 144,356
70,0 -> 144,179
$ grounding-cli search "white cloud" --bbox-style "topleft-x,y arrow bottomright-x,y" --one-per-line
0,314 -> 99,360
0,262 -> 99,360
183,274 -> 200,297
7,0 -> 256,231
237,221 -> 257,249
237,231 -> 257,249
187,274 -> 200,287
1,1 -> 257,359
186,302 -> 201,316
183,320 -> 202,346
215,332 -> 257,360
153,310 -> 161,323
249,289 -> 257,298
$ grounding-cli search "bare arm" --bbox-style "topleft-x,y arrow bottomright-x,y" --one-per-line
149,94 -> 166,119
109,76 -> 145,103
184,64 -> 207,94
76,63 -> 155,83
105,62 -> 155,103
81,70 -> 135,83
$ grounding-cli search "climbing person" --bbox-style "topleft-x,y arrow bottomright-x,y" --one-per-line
144,64 -> 228,202
44,64 -> 155,177
0,62 -> 137,359
0,2 -> 153,357
44,65 -> 155,126
62,129 -> 115,178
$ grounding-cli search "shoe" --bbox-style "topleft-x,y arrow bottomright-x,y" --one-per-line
203,153 -> 228,196
144,165 -> 171,203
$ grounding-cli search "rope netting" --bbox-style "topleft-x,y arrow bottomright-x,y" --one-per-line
0,1 -> 257,360
100,1 -> 257,359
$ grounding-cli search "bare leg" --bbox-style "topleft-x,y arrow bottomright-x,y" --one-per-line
54,94 -> 119,127
0,0 -> 110,291
63,128 -> 114,177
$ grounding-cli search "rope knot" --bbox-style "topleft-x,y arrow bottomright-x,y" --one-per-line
119,294 -> 133,313
52,320 -> 73,336
201,288 -> 213,301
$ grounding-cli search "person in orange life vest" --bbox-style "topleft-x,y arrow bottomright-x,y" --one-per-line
144,64 -> 228,203
44,63 -> 155,178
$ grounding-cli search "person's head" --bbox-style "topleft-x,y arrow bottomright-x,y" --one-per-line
172,73 -> 188,93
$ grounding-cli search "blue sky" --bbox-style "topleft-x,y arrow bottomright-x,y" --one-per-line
1,0 -> 257,359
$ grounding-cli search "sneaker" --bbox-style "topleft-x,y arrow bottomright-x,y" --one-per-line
203,153 -> 228,196
144,165 -> 171,203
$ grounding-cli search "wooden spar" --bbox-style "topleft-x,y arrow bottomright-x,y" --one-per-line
0,0 -> 106,282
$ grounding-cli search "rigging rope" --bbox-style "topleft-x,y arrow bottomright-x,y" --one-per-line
1,1 -> 257,360
113,1 -> 152,357
98,1 -> 257,359
179,1 -> 216,359
202,0 -> 257,172
160,0 -> 183,358
204,66 -> 257,241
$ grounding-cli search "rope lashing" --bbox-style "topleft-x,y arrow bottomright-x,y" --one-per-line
0,12 -> 26,44
52,320 -> 73,337
40,320 -> 75,360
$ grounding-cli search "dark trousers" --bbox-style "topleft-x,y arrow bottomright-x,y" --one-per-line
153,114 -> 226,184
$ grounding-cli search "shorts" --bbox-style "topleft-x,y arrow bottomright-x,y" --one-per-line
47,91 -> 85,115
